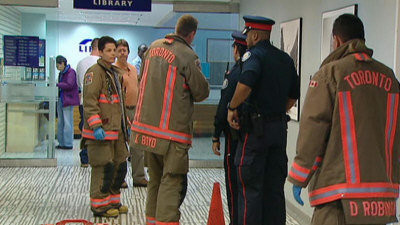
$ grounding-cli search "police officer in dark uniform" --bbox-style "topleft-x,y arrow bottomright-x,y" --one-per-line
227,16 -> 300,225
212,31 -> 247,225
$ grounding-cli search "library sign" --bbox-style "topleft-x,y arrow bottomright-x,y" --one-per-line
74,0 -> 151,12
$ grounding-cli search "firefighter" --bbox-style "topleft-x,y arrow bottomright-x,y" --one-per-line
131,14 -> 210,224
212,31 -> 247,225
82,36 -> 130,217
288,14 -> 400,225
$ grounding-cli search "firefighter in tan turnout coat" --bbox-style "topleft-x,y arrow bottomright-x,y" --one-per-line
130,15 -> 209,224
82,36 -> 130,217
288,15 -> 400,225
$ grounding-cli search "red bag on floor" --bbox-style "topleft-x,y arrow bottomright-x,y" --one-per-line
42,219 -> 109,225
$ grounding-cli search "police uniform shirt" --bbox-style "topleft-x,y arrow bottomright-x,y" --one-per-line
214,62 -> 241,138
239,40 -> 300,115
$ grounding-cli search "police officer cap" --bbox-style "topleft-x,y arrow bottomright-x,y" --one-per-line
242,15 -> 275,34
232,31 -> 247,46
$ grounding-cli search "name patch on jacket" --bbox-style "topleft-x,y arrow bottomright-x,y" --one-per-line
344,70 -> 393,92
135,134 -> 157,148
341,199 -> 397,224
149,47 -> 175,63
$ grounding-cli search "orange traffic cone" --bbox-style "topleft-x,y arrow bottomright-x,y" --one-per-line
207,182 -> 225,225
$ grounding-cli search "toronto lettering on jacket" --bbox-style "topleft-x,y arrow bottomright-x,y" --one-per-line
149,47 -> 176,64
344,70 -> 393,92
92,0 -> 133,7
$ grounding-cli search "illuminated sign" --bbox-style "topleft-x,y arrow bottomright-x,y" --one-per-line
74,0 -> 151,12
79,39 -> 93,53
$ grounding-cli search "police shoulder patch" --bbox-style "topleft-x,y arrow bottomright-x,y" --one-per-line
242,51 -> 251,62
84,72 -> 93,86
222,78 -> 228,89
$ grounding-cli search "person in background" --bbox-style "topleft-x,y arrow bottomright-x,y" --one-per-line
56,55 -> 80,150
115,39 -> 148,188
82,36 -> 130,217
132,43 -> 148,76
227,15 -> 299,225
212,31 -> 247,225
76,38 -> 100,167
131,14 -> 209,224
289,14 -> 400,225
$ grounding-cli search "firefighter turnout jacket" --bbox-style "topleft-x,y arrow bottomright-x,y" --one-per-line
82,58 -> 128,140
131,34 -> 209,154
288,39 -> 400,221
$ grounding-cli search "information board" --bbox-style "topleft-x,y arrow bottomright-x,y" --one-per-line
4,35 -> 39,67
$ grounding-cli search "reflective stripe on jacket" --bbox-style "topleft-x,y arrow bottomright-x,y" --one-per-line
82,58 -> 127,140
131,34 -> 209,146
288,39 -> 400,206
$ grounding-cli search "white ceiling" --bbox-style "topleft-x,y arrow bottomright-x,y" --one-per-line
17,0 -> 174,27
16,0 -> 239,30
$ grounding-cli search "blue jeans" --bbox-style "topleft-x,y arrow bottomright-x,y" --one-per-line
57,100 -> 74,147
78,104 -> 88,164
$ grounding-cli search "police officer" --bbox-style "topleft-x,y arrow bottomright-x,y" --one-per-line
289,14 -> 400,225
82,36 -> 130,217
227,16 -> 299,225
212,31 -> 247,225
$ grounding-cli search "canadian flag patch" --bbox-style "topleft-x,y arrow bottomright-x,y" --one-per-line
309,80 -> 318,88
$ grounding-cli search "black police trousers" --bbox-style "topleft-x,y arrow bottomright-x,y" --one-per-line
234,120 -> 288,225
224,131 -> 239,225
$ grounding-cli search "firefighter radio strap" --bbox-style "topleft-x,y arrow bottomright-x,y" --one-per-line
111,68 -> 129,150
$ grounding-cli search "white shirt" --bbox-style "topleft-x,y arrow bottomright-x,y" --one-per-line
132,56 -> 142,76
76,55 -> 100,104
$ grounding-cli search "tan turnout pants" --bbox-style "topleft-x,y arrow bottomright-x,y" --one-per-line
312,201 -> 384,225
126,107 -> 146,183
145,141 -> 190,224
87,132 -> 129,214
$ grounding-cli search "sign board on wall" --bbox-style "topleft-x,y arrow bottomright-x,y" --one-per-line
79,39 -> 93,53
74,0 -> 151,12
4,35 -> 39,68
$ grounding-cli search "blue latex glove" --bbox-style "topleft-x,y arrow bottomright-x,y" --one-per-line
292,184 -> 304,206
128,128 -> 131,137
94,127 -> 105,140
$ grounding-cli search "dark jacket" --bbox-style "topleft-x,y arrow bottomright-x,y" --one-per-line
213,62 -> 241,138
57,65 -> 80,107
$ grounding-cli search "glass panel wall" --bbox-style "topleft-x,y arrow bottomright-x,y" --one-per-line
0,2 -> 239,165
0,5 -> 57,160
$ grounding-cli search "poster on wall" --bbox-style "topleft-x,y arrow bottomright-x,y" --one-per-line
38,39 -> 46,80
321,5 -> 358,62
3,35 -> 39,67
39,39 -> 45,67
280,18 -> 302,121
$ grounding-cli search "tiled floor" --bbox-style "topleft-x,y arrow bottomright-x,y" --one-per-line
0,140 -> 302,225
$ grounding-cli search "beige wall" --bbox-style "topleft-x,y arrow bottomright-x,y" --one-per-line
239,0 -> 398,221
0,6 -> 22,155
